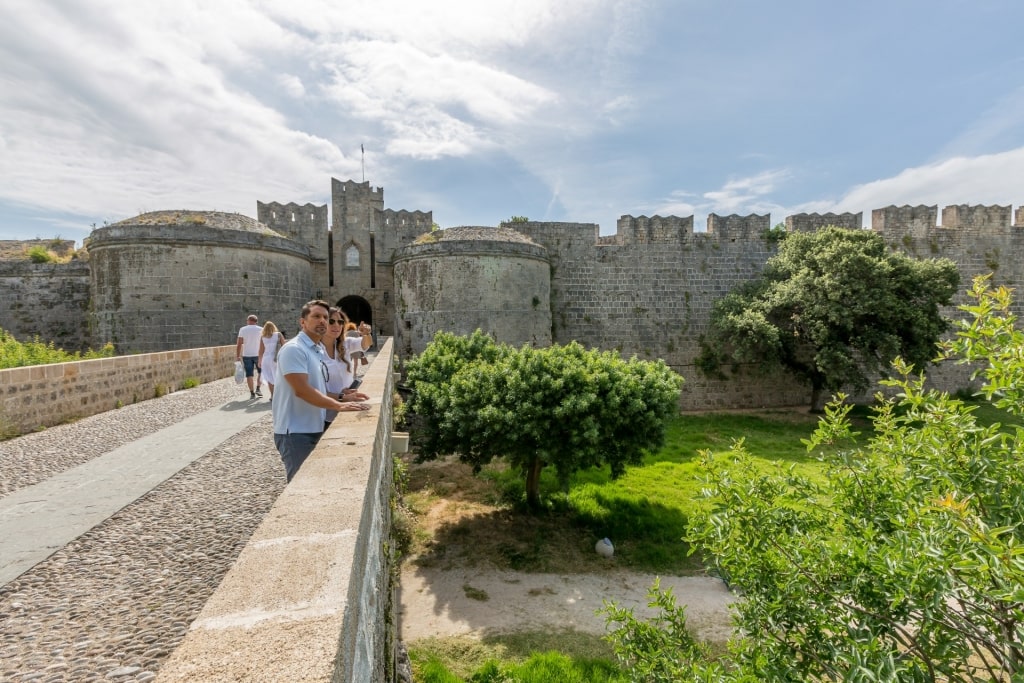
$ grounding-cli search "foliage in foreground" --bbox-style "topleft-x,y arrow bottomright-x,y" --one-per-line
404,330 -> 683,506
0,328 -> 114,369
604,277 -> 1024,682
408,632 -> 623,682
416,651 -> 625,683
697,226 -> 960,410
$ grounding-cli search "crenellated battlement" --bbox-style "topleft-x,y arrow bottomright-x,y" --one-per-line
256,201 -> 327,227
256,200 -> 329,257
707,213 -> 770,240
786,212 -> 862,233
331,178 -> 382,198
381,209 -> 432,229
612,215 -> 695,244
940,204 -> 1014,231
871,205 -> 938,240
871,204 -> 1024,242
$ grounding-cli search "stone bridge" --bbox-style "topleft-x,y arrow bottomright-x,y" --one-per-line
0,341 -> 400,682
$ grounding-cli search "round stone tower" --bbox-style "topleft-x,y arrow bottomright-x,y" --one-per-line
392,226 -> 551,362
88,211 -> 313,352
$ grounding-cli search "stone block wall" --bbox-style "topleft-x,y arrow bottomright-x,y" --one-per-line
0,345 -> 235,436
0,260 -> 92,352
513,218 -> 812,409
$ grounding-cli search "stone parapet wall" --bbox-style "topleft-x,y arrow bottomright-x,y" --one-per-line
0,345 -> 235,436
156,340 -> 397,683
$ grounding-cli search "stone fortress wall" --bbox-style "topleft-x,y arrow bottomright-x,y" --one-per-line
1,180 -> 1022,410
508,205 -> 1024,408
0,258 -> 91,351
86,212 -> 315,353
0,239 -> 91,351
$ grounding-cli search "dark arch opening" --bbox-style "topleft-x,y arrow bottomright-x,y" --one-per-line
337,295 -> 372,327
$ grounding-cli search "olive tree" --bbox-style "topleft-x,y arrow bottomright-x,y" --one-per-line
404,330 -> 683,507
604,277 -> 1024,682
698,226 -> 960,411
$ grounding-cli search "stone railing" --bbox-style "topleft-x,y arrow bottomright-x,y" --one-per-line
0,346 -> 235,437
156,338 -> 398,682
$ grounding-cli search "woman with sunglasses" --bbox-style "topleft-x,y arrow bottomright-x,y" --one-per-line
322,307 -> 369,428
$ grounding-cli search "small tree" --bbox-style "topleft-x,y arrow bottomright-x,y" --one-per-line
404,330 -> 683,507
604,276 -> 1024,682
698,226 -> 960,411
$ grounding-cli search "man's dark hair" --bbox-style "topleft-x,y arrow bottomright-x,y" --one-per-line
301,300 -> 331,318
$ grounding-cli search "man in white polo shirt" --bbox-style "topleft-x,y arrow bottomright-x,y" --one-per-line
236,314 -> 263,399
272,300 -> 369,482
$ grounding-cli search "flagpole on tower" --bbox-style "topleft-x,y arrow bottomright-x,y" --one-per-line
361,144 -> 365,182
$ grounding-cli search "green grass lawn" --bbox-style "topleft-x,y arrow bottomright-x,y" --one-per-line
482,409 -> 831,574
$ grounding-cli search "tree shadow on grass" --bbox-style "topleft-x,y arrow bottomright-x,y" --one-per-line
408,483 -> 699,577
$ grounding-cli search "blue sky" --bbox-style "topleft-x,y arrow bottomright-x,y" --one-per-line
1,0 -> 1023,245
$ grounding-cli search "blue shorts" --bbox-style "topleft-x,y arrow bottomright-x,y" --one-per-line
274,432 -> 323,482
242,356 -> 258,377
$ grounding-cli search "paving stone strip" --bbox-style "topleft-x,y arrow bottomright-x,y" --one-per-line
0,378 -> 287,682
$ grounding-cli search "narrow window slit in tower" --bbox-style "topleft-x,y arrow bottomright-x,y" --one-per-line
370,234 -> 376,288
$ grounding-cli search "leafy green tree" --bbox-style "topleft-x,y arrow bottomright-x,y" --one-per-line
404,330 -> 683,507
698,226 -> 960,411
604,276 -> 1024,682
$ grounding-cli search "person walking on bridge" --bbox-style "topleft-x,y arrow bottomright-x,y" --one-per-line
236,314 -> 263,399
272,300 -> 369,482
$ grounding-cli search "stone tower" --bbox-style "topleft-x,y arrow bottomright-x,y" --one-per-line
392,226 -> 552,361
330,179 -> 431,335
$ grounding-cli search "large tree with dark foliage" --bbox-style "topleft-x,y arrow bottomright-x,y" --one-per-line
697,226 -> 960,410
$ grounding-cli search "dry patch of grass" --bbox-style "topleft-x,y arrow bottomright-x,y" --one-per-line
402,455 -> 622,575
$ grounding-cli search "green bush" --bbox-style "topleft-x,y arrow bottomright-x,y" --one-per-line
0,328 -> 115,369
26,245 -> 56,263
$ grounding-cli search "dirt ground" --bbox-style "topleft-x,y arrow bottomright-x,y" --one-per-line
398,564 -> 735,643
396,455 -> 737,647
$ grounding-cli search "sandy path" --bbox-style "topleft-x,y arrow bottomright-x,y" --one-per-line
399,565 -> 736,644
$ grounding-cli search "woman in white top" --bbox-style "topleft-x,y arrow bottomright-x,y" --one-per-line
322,308 -> 369,428
343,320 -> 374,380
257,321 -> 285,399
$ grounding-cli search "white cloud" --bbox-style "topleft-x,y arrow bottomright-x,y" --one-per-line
835,148 -> 1024,216
647,170 -> 791,222
277,74 -> 306,98
0,0 -> 634,229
